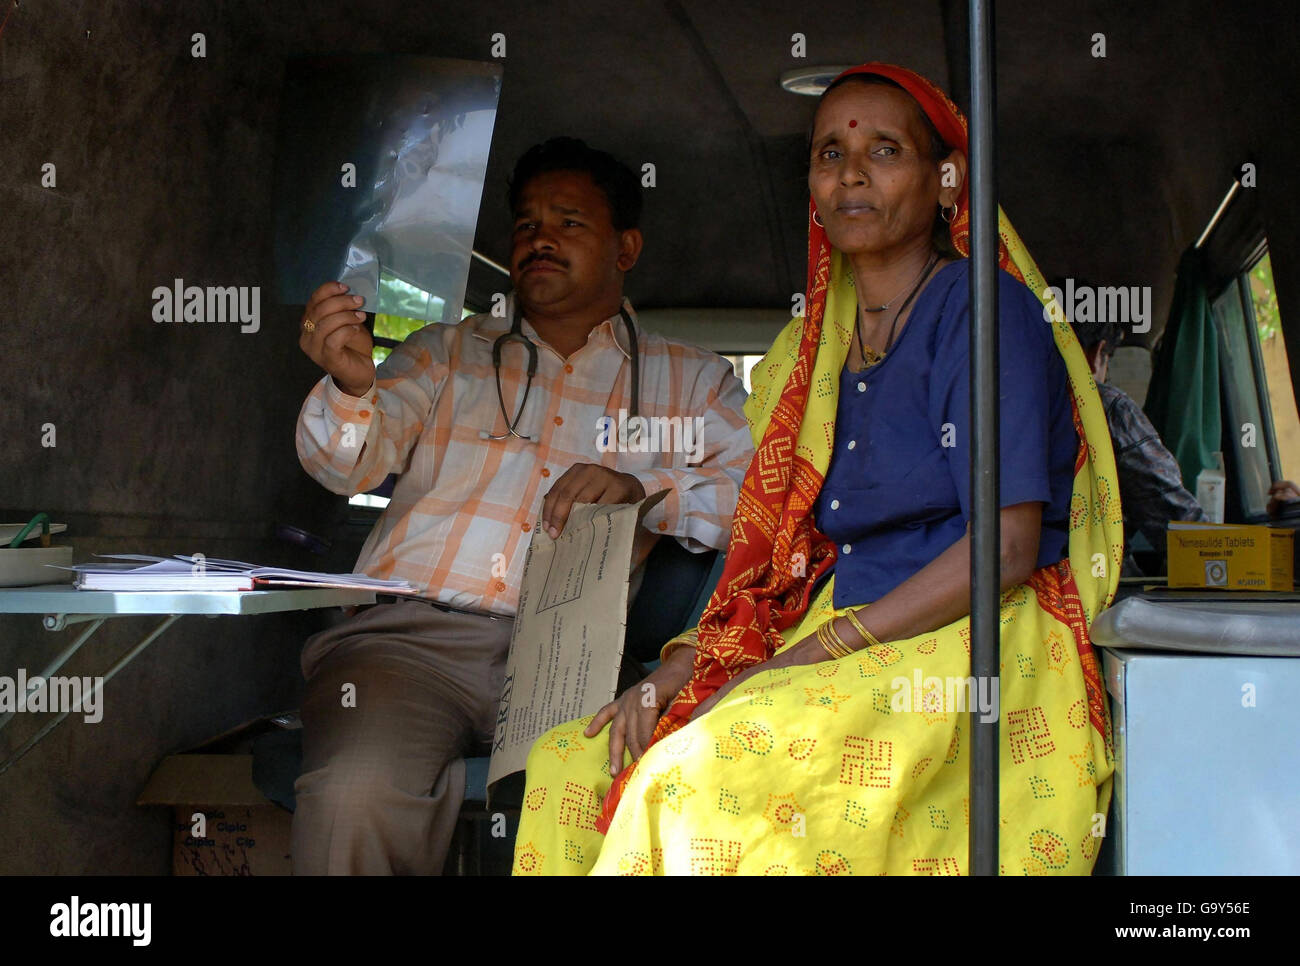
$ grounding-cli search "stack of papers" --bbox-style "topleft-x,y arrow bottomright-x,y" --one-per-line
55,555 -> 417,593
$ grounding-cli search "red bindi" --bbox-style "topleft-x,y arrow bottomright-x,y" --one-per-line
848,119 -> 858,127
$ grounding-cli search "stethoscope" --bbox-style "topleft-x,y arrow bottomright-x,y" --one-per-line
480,299 -> 641,442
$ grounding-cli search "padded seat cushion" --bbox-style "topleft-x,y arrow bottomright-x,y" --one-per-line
1091,596 -> 1300,656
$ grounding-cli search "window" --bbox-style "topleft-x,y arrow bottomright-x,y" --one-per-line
371,270 -> 475,364
1250,253 -> 1300,481
1211,245 -> 1299,519
720,353 -> 766,392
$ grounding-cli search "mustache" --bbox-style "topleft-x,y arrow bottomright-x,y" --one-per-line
518,252 -> 568,270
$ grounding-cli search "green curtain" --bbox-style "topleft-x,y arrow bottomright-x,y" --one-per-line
1144,246 -> 1222,489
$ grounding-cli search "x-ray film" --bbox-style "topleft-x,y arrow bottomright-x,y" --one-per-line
273,55 -> 502,323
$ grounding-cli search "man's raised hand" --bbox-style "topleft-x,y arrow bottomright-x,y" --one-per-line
299,281 -> 375,398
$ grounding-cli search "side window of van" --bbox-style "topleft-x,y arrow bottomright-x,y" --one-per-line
1212,248 -> 1300,520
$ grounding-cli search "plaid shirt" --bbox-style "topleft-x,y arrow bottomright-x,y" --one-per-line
296,298 -> 752,615
1098,380 -> 1206,549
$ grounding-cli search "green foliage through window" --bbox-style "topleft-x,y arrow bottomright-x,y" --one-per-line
372,313 -> 430,364
1250,252 -> 1280,342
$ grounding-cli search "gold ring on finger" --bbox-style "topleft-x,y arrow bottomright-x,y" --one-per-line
302,318 -> 316,333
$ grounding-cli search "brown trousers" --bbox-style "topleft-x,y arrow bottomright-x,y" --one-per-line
291,599 -> 512,875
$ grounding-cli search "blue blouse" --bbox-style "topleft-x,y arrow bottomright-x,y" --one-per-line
814,259 -> 1077,607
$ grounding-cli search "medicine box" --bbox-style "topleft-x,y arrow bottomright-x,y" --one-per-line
1166,522 -> 1293,590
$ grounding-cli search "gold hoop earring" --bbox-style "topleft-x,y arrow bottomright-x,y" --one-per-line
940,202 -> 957,224
812,209 -> 824,227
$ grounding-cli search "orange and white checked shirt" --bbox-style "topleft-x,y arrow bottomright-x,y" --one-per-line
296,297 -> 753,616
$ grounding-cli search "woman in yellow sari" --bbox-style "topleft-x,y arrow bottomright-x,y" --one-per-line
513,63 -> 1122,875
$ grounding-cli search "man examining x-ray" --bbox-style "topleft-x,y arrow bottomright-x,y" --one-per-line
290,136 -> 753,875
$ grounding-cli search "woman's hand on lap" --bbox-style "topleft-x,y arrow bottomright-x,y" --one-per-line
585,647 -> 694,776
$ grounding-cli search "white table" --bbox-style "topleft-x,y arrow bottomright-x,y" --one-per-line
0,584 -> 376,776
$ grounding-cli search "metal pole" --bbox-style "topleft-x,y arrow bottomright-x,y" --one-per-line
968,0 -> 1000,876
1194,180 -> 1241,250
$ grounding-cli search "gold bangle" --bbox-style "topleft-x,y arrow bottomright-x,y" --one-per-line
816,619 -> 853,659
843,609 -> 881,648
660,627 -> 700,665
816,627 -> 842,660
828,619 -> 855,656
814,622 -> 837,659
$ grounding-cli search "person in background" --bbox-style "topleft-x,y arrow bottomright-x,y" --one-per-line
1268,480 -> 1300,517
1069,304 -> 1300,547
1063,296 -> 1206,571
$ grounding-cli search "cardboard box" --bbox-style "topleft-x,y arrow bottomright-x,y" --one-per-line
137,715 -> 298,876
1166,522 -> 1294,590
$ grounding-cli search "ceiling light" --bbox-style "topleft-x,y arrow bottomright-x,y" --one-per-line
779,66 -> 854,96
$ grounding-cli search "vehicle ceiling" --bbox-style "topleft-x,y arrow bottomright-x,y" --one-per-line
380,1 -> 1296,349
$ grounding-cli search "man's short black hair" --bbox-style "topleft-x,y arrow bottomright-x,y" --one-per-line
507,137 -> 643,232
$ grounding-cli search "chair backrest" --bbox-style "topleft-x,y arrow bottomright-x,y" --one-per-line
623,538 -> 722,664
